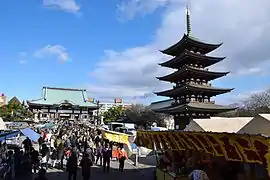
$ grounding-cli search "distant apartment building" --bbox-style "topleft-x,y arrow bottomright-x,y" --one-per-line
100,99 -> 131,113
93,98 -> 132,123
0,94 -> 7,107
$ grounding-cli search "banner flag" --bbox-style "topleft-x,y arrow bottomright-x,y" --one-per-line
135,131 -> 270,168
102,130 -> 133,154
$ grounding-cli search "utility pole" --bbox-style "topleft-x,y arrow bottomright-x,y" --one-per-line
97,100 -> 100,125
134,147 -> 139,166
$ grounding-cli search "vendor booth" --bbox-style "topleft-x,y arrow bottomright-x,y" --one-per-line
135,131 -> 270,180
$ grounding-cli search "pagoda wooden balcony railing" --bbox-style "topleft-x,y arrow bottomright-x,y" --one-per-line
188,100 -> 215,104
171,100 -> 215,106
182,81 -> 211,87
190,66 -> 208,71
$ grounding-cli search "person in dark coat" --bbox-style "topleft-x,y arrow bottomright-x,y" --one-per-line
14,147 -> 22,177
38,137 -> 44,152
56,141 -> 64,168
22,137 -> 32,153
40,144 -> 50,170
67,151 -> 78,180
31,147 -> 40,173
102,143 -> 112,172
50,148 -> 57,168
80,153 -> 93,180
35,168 -> 48,180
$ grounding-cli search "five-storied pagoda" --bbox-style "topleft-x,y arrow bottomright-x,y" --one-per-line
154,6 -> 236,130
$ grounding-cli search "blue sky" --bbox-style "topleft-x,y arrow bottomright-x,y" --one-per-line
1,0 -> 270,105
0,0 -> 160,100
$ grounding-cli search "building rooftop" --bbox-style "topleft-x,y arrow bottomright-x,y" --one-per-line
155,83 -> 234,97
156,102 -> 236,113
161,34 -> 223,56
27,87 -> 98,108
149,99 -> 173,110
185,117 -> 253,133
157,65 -> 229,82
159,50 -> 225,69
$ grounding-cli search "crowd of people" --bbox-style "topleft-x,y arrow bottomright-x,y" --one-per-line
0,120 -> 128,180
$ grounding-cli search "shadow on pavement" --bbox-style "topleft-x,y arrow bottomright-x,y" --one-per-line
27,165 -> 155,180
129,154 -> 157,167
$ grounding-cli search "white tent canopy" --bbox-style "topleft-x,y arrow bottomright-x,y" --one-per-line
184,114 -> 270,136
0,117 -> 6,130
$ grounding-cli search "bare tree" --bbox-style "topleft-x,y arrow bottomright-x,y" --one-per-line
217,89 -> 270,117
242,91 -> 270,115
217,108 -> 252,117
125,104 -> 167,128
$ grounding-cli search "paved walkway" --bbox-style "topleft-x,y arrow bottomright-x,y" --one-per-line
25,159 -> 154,180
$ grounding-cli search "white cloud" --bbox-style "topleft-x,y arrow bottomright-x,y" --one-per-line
88,0 -> 270,104
117,0 -> 170,21
19,60 -> 27,64
19,52 -> 27,58
34,45 -> 71,63
19,52 -> 27,64
43,0 -> 80,13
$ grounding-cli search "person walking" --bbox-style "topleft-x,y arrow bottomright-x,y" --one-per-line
31,147 -> 39,174
40,144 -> 50,170
102,143 -> 112,172
50,148 -> 57,168
38,136 -> 44,152
66,151 -> 78,180
22,137 -> 32,154
55,138 -> 64,168
80,153 -> 93,180
117,145 -> 128,172
95,142 -> 103,166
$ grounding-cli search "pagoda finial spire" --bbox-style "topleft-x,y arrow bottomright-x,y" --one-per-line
186,5 -> 191,36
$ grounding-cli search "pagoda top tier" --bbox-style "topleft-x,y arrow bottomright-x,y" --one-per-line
161,34 -> 222,56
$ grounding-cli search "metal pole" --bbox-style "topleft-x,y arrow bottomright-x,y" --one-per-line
134,147 -> 139,166
97,100 -> 100,125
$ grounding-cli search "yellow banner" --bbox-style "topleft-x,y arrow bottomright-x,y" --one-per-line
135,131 -> 270,166
103,130 -> 129,145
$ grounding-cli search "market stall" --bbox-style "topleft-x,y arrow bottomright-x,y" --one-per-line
135,131 -> 270,180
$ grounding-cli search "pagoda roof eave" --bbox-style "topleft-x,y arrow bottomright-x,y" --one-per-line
160,34 -> 223,56
155,84 -> 234,97
156,65 -> 229,82
155,102 -> 236,113
159,50 -> 225,69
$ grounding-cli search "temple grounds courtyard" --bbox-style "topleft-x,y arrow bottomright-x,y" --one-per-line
21,159 -> 155,180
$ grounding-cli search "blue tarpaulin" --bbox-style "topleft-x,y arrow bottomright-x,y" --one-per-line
0,131 -> 20,141
40,122 -> 55,129
21,128 -> 40,142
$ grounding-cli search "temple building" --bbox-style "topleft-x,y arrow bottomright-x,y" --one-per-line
153,7 -> 236,130
27,87 -> 99,120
